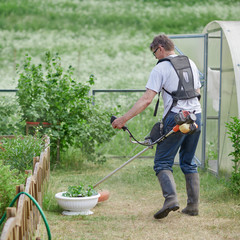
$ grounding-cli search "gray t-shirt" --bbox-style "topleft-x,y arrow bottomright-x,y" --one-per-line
146,55 -> 202,118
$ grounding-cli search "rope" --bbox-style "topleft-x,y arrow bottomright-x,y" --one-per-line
0,192 -> 51,240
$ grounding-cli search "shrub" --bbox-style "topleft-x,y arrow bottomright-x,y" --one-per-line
0,136 -> 44,172
0,97 -> 25,135
226,117 -> 240,194
73,104 -> 116,164
0,160 -> 25,218
16,52 -> 116,164
16,52 -> 93,124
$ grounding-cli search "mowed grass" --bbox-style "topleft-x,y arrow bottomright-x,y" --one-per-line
37,158 -> 240,240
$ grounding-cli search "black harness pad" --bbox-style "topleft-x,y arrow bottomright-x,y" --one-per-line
154,55 -> 201,117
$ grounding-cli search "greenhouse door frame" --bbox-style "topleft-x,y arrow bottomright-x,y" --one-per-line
170,33 -> 222,175
203,28 -> 223,176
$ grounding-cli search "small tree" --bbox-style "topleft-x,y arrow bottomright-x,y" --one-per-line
226,117 -> 240,194
16,52 -> 115,163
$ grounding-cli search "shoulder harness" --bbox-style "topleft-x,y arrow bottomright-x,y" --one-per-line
153,55 -> 201,118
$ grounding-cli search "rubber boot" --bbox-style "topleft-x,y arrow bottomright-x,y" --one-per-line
154,170 -> 179,219
182,173 -> 199,216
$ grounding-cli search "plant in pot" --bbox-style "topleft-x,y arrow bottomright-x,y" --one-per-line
55,184 -> 100,216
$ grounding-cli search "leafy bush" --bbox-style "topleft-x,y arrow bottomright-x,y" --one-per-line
0,160 -> 25,218
16,52 -> 116,164
0,136 -> 44,172
59,105 -> 116,168
73,104 -> 116,164
0,97 -> 25,135
62,184 -> 98,197
226,117 -> 240,194
16,52 -> 93,123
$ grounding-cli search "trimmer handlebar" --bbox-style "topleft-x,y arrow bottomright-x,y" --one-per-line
111,115 -> 127,131
111,112 -> 198,147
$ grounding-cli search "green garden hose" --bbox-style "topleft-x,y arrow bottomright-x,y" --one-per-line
0,192 -> 51,240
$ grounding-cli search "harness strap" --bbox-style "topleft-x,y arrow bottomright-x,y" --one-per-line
153,92 -> 160,117
153,55 -> 200,118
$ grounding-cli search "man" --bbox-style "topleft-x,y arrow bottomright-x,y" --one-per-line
112,34 -> 201,219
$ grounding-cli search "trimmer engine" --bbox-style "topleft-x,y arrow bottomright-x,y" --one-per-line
174,110 -> 196,125
174,110 -> 198,134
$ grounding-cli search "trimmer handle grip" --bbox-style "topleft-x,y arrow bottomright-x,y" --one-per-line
111,116 -> 127,131
110,115 -> 117,124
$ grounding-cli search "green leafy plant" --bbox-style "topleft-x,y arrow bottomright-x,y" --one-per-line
206,141 -> 218,161
226,117 -> 240,194
0,160 -> 25,218
0,136 -> 44,172
16,52 -> 93,123
16,55 -> 48,121
16,52 -> 116,164
62,184 -> 98,197
0,97 -> 25,135
73,104 -> 116,164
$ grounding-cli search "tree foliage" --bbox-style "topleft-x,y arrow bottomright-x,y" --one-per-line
16,52 -> 116,163
226,117 -> 240,194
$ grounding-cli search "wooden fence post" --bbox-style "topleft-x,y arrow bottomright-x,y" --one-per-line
7,207 -> 16,219
16,184 -> 25,208
33,157 -> 39,170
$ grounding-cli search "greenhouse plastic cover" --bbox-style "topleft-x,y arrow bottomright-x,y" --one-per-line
203,21 -> 240,117
203,21 -> 240,173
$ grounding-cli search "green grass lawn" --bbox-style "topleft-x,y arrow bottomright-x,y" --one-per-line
1,0 -> 239,156
37,158 -> 240,240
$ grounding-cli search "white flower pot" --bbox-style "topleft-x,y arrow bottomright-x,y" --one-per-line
55,192 -> 100,216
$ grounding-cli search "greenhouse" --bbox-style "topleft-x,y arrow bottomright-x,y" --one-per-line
171,21 -> 240,175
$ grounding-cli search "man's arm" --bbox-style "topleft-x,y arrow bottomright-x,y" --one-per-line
112,89 -> 157,129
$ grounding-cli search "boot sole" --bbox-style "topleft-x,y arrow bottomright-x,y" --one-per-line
154,205 -> 179,219
181,210 -> 198,216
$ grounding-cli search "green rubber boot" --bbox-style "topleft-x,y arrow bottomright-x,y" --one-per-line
154,170 -> 179,219
182,173 -> 199,216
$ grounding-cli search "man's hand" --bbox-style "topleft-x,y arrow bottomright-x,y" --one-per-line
112,116 -> 127,129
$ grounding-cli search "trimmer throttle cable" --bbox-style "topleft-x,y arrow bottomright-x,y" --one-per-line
111,116 -> 179,146
111,111 -> 198,147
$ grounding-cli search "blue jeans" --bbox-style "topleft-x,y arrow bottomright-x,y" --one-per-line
154,112 -> 201,175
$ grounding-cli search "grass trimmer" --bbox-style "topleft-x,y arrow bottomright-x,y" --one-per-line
93,110 -> 198,189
